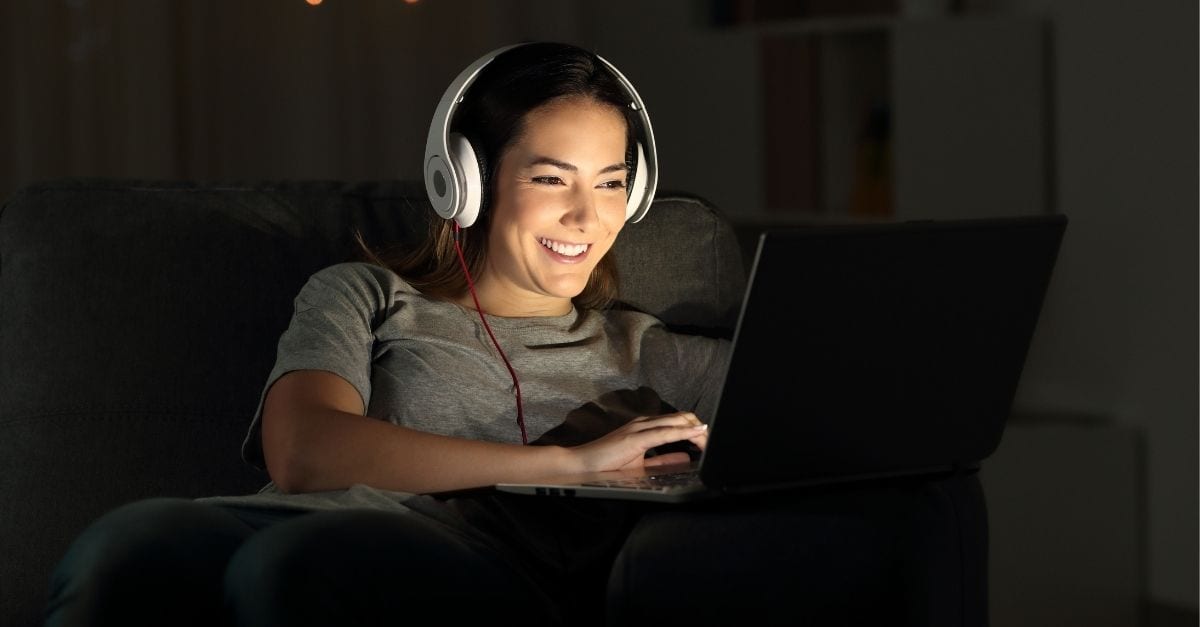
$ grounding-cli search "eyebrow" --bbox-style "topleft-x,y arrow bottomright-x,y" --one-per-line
526,156 -> 628,174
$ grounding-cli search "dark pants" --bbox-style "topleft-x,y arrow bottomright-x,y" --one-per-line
44,474 -> 986,627
42,494 -> 619,627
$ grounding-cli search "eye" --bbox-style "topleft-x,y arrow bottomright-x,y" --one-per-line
531,176 -> 564,185
598,179 -> 627,190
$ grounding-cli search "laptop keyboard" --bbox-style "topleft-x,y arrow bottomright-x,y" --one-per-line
580,468 -> 702,492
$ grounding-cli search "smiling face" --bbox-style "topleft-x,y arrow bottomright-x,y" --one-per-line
464,96 -> 630,317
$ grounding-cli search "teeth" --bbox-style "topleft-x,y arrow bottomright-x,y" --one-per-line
539,237 -> 588,257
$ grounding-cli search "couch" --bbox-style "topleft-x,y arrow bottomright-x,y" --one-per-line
0,178 -> 988,626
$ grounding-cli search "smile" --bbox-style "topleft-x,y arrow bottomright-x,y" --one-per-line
538,237 -> 589,258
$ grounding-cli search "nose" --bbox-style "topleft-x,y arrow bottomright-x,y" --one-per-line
561,186 -> 601,232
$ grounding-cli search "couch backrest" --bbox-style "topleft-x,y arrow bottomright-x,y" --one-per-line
0,177 -> 745,627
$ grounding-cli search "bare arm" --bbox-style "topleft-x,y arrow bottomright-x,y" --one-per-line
261,370 -> 708,495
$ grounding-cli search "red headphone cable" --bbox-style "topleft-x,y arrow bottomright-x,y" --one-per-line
452,223 -> 529,445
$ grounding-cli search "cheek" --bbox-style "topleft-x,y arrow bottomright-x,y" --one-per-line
596,214 -> 626,251
499,188 -> 550,230
604,216 -> 626,237
519,185 -> 571,211
598,194 -> 629,226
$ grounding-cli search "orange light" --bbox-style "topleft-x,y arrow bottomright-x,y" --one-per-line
404,0 -> 419,4
306,0 -> 322,5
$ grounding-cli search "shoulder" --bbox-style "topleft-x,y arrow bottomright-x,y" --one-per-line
596,307 -> 666,334
303,262 -> 420,298
598,307 -> 724,349
307,261 -> 415,292
296,262 -> 421,317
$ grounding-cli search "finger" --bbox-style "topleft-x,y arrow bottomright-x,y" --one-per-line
637,423 -> 708,450
644,452 -> 692,468
665,411 -> 701,426
687,432 -> 708,450
630,413 -> 702,433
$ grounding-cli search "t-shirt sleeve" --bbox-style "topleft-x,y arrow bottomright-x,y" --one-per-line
240,262 -> 402,470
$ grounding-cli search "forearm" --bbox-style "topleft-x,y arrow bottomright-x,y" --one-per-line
268,408 -> 578,495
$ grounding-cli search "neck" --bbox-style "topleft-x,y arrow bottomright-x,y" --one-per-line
455,283 -> 572,318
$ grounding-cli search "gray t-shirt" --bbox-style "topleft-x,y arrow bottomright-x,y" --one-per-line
201,262 -> 730,512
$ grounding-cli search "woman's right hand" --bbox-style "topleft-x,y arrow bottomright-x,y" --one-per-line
567,411 -> 709,473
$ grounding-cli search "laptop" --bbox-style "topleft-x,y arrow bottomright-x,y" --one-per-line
494,214 -> 1068,503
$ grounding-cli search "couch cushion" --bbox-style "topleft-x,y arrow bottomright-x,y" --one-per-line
1,179 -> 417,420
611,192 -> 746,335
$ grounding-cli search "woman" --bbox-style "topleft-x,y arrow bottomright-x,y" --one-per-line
44,42 -> 729,627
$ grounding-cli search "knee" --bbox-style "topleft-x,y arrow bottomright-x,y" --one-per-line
221,518 -> 302,627
45,498 -> 250,627
49,499 -> 197,592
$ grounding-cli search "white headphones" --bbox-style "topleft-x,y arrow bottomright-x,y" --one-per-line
423,43 -> 658,228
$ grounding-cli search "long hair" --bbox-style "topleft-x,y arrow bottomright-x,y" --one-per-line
361,42 -> 637,310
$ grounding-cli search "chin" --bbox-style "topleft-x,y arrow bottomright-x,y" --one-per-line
543,281 -> 588,301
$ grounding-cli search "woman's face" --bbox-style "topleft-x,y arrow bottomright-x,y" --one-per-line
477,96 -> 630,316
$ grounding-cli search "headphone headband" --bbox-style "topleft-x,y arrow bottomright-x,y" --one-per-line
423,43 -> 658,227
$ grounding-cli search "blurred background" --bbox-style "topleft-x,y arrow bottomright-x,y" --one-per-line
1,1 -> 1195,625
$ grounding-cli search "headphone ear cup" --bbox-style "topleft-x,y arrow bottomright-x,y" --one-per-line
470,135 -> 490,219
626,142 -> 651,222
448,132 -> 484,228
